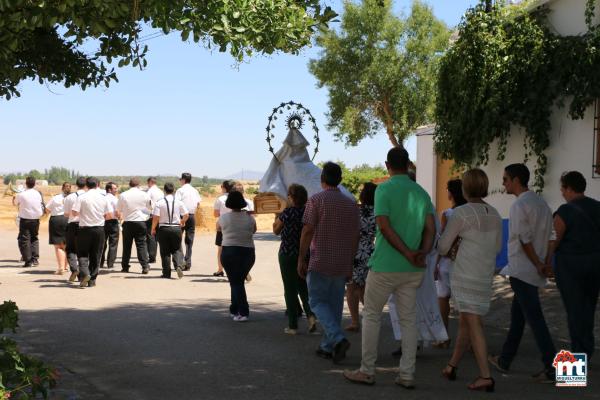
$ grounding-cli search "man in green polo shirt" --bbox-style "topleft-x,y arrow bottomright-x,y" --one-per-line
343,146 -> 435,389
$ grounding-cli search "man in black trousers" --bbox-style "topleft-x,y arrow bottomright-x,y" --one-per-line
175,173 -> 201,270
64,177 -> 87,281
14,176 -> 44,267
71,177 -> 113,288
117,178 -> 152,273
151,183 -> 189,279
101,182 -> 120,269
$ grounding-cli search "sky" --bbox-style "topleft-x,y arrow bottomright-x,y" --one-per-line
0,0 -> 479,178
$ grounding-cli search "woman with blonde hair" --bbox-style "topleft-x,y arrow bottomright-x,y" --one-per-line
46,182 -> 71,274
438,169 -> 503,392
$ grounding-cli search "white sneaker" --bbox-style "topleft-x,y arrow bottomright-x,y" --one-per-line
284,327 -> 297,335
234,315 -> 249,322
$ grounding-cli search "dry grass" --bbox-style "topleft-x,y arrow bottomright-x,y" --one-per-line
0,184 -> 274,233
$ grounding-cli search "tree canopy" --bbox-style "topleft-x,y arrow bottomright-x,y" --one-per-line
0,0 -> 336,99
309,0 -> 450,148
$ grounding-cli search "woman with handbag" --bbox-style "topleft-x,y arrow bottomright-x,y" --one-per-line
433,179 -> 467,348
438,169 -> 503,392
548,171 -> 600,360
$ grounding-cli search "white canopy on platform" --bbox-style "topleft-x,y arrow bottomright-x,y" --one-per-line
259,127 -> 354,200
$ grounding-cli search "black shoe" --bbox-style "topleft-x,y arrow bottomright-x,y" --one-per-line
149,259 -> 156,264
333,339 -> 351,364
142,268 -> 149,275
213,271 -> 225,277
161,275 -> 171,279
23,263 -> 33,268
316,348 -> 333,359
121,266 -> 130,273
33,259 -> 39,266
88,280 -> 96,287
183,266 -> 191,271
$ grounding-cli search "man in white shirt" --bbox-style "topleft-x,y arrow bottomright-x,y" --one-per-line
64,177 -> 87,281
101,182 -> 120,269
117,177 -> 152,273
151,182 -> 189,279
146,177 -> 164,264
175,172 -> 201,270
489,164 -> 557,383
71,177 -> 113,288
13,176 -> 44,267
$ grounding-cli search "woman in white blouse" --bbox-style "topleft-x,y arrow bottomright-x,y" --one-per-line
45,182 -> 71,274
438,169 -> 503,392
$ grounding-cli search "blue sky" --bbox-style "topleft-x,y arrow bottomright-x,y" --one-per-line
1,0 -> 478,178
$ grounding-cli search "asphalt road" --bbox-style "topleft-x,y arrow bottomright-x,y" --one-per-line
0,229 -> 597,399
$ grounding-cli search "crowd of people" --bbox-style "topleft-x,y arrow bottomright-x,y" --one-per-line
11,146 -> 600,392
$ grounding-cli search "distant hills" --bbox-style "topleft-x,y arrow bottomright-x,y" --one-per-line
225,170 -> 264,181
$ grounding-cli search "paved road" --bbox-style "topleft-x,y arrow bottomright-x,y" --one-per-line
0,229 -> 597,399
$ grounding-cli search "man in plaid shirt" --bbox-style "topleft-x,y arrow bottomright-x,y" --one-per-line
298,162 -> 360,364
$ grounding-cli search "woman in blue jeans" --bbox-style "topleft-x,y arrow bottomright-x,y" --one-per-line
217,191 -> 257,322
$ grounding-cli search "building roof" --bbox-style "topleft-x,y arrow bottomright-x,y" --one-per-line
414,124 -> 436,137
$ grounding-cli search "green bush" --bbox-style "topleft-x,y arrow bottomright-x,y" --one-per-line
0,301 -> 57,399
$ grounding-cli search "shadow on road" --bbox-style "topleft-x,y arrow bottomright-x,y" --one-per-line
13,300 -> 596,400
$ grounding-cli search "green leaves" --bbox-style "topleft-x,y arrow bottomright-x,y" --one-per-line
434,0 -> 599,192
0,301 -> 18,334
0,301 -> 56,399
0,0 -> 337,99
310,0 -> 449,148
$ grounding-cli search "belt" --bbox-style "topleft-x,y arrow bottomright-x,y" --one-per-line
159,223 -> 180,227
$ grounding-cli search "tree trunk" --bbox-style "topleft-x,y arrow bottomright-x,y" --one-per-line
382,96 -> 402,148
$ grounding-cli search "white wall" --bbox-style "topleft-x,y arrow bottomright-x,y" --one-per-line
481,103 -> 600,218
544,0 -> 600,36
416,134 -> 436,204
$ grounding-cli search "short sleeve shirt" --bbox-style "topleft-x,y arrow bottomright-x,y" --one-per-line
16,189 -> 45,219
555,196 -> 600,255
303,187 -> 360,277
278,206 -> 304,255
73,189 -> 113,227
369,175 -> 433,273
153,194 -> 189,225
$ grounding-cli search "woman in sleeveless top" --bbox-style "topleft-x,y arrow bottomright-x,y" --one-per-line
438,169 -> 503,392
46,182 -> 71,274
434,179 -> 467,349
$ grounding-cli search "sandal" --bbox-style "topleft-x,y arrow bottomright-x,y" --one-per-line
433,339 -> 451,349
343,369 -> 375,386
442,363 -> 458,381
213,271 -> 224,277
468,376 -> 495,392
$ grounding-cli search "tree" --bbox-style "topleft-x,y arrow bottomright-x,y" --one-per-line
309,0 -> 450,148
0,0 -> 336,100
27,169 -> 43,180
47,166 -> 72,185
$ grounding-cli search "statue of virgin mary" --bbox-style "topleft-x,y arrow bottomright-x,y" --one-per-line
259,118 -> 354,200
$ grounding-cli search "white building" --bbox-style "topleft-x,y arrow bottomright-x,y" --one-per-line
418,0 -> 600,218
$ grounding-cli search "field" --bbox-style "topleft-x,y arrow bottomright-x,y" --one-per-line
0,183 -> 275,232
